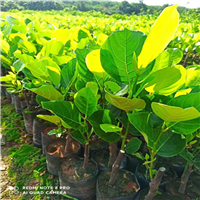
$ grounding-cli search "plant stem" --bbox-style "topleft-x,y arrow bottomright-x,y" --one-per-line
108,150 -> 125,185
108,142 -> 117,168
144,167 -> 166,200
121,121 -> 130,151
149,122 -> 166,180
178,163 -> 193,194
83,143 -> 89,170
108,120 -> 130,185
65,132 -> 73,154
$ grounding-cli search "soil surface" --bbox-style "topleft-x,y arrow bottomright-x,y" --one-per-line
46,139 -> 80,157
98,170 -> 139,198
60,156 -> 98,181
92,148 -> 110,167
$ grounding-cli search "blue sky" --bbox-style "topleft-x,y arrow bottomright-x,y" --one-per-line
113,0 -> 200,8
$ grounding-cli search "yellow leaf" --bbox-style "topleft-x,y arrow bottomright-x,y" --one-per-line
86,49 -> 107,79
138,5 -> 179,70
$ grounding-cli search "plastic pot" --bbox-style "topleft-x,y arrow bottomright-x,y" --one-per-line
5,90 -> 11,101
11,93 -> 15,105
58,156 -> 98,200
41,125 -> 58,155
125,154 -> 142,174
14,95 -> 24,114
96,169 -> 140,200
33,119 -> 50,148
22,109 -> 47,134
91,148 -> 127,173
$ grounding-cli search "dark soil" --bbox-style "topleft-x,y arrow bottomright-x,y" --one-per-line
60,156 -> 97,181
92,149 -> 110,167
90,135 -> 108,149
166,178 -> 200,200
46,139 -> 80,158
98,170 -> 139,198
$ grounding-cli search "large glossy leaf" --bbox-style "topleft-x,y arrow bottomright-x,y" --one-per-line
86,49 -> 107,79
151,51 -> 171,73
14,52 -> 34,64
100,124 -> 122,132
126,138 -> 142,155
0,39 -> 10,55
185,67 -> 200,87
105,92 -> 146,112
144,65 -> 186,95
167,48 -> 183,65
30,85 -> 64,101
76,48 -> 95,82
157,130 -> 186,157
74,87 -> 98,116
18,40 -> 37,56
25,59 -> 61,86
128,112 -> 186,157
42,101 -> 81,129
101,29 -> 146,84
51,29 -> 71,44
118,112 -> 141,136
138,5 -> 179,70
167,93 -> 200,134
151,102 -> 200,122
40,40 -> 64,56
70,130 -> 86,145
87,110 -> 120,142
60,58 -> 77,90
13,60 -> 25,73
128,112 -> 153,146
37,114 -> 61,125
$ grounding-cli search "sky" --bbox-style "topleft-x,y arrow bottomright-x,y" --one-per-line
114,0 -> 200,8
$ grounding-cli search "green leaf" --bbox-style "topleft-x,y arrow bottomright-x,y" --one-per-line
36,95 -> 49,105
75,78 -> 86,91
51,29 -> 71,44
151,102 -> 200,122
25,59 -> 61,86
87,110 -> 120,143
104,81 -> 121,94
37,115 -> 61,126
118,112 -> 141,136
167,48 -> 183,65
86,82 -> 98,95
14,52 -> 34,64
156,130 -> 186,157
144,65 -> 186,96
76,48 -> 95,82
0,39 -> 10,55
41,40 -> 64,56
138,5 -> 179,70
1,55 -> 12,66
47,129 -> 57,136
185,67 -> 200,87
167,93 -> 200,134
86,49 -> 107,79
30,85 -> 64,101
42,101 -> 81,129
128,112 -> 153,147
18,40 -> 37,56
100,29 -> 146,84
74,87 -> 97,116
100,124 -> 122,133
105,92 -> 146,112
60,58 -> 77,90
126,137 -> 142,155
0,75 -> 13,82
70,130 -> 86,145
151,51 -> 171,73
13,60 -> 25,73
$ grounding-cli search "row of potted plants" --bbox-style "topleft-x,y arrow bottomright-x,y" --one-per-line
1,4 -> 200,200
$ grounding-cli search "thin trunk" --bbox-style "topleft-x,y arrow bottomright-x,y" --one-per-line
178,163 -> 193,194
144,167 -> 166,200
108,150 -> 125,185
65,133 -> 73,154
108,142 -> 117,168
23,89 -> 30,110
83,143 -> 89,170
